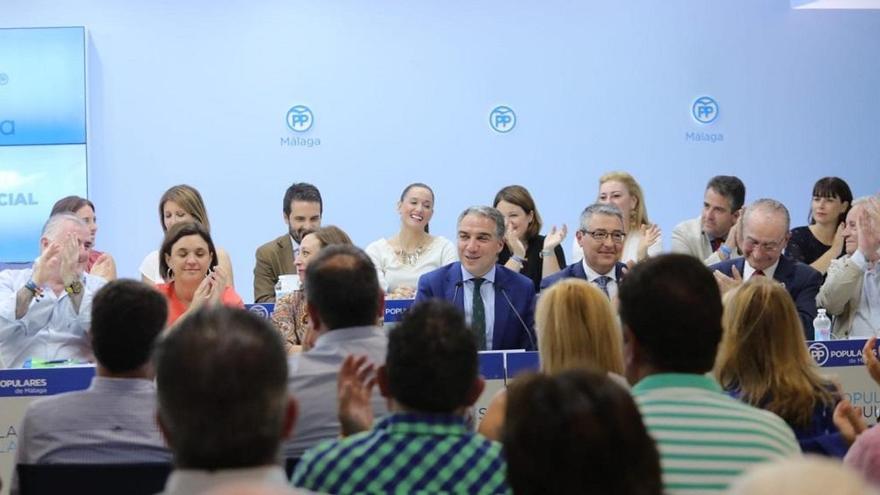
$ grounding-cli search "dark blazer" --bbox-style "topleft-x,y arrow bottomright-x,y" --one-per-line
540,261 -> 628,292
253,234 -> 296,303
710,255 -> 823,339
415,262 -> 537,351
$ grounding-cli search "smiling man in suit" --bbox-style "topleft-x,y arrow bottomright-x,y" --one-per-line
416,206 -> 536,351
711,198 -> 822,339
253,183 -> 322,302
540,203 -> 628,299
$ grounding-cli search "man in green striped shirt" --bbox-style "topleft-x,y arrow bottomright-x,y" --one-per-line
619,254 -> 801,494
292,299 -> 510,494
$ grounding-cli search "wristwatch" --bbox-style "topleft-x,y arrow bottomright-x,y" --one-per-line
539,249 -> 553,258
65,279 -> 83,295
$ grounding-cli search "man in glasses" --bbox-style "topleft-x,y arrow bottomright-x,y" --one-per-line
711,198 -> 823,339
541,203 -> 628,299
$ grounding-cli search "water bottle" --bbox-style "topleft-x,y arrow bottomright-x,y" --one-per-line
813,309 -> 831,341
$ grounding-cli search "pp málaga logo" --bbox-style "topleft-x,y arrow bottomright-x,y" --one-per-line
489,106 -> 516,133
692,96 -> 719,124
808,342 -> 829,366
286,105 -> 314,132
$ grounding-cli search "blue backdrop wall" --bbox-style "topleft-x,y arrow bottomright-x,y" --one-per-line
3,0 -> 879,300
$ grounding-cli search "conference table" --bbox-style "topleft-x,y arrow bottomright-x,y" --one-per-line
0,300 -> 877,495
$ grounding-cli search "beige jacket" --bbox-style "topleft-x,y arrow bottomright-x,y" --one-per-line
817,254 -> 864,339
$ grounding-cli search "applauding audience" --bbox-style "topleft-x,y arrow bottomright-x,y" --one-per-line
50,195 -> 117,280
493,185 -> 566,291
817,195 -> 880,339
571,171 -> 661,264
293,299 -> 509,494
156,222 -> 243,326
140,184 -> 234,287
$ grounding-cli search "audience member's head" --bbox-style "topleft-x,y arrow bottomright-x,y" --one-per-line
536,278 -> 623,375
283,182 -> 323,243
619,254 -> 722,383
502,369 -> 662,495
716,277 -> 833,426
158,221 -> 218,283
381,299 -> 481,413
155,307 -> 295,470
159,184 -> 211,232
304,244 -> 382,332
576,203 -> 626,274
729,457 -> 877,495
91,279 -> 167,375
493,185 -> 543,240
598,171 -> 650,231
741,198 -> 790,271
456,206 -> 506,278
295,225 -> 354,285
702,175 -> 745,239
51,195 -> 100,248
808,176 -> 853,226
843,196 -> 872,256
40,213 -> 90,274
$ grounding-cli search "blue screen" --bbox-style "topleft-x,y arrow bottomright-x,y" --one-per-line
0,27 -> 87,261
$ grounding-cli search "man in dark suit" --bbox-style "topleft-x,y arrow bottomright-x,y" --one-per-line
541,203 -> 628,298
253,183 -> 322,302
710,198 -> 822,339
416,206 -> 536,351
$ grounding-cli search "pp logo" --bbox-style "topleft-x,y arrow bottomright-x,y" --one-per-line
248,304 -> 269,319
0,73 -> 8,86
808,342 -> 829,366
489,106 -> 516,133
286,105 -> 314,132
692,96 -> 719,124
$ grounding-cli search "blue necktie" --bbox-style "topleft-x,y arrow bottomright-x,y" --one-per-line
594,276 -> 612,298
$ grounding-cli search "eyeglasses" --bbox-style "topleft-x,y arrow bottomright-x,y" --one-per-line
582,229 -> 626,243
743,236 -> 784,253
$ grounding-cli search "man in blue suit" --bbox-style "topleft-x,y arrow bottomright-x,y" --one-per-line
541,203 -> 628,298
416,206 -> 536,351
711,198 -> 822,339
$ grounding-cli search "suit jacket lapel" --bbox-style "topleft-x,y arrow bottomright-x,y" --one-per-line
445,263 -> 465,312
277,235 -> 296,275
773,256 -> 794,286
493,266 -> 510,350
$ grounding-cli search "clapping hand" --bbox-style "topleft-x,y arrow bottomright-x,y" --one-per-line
543,224 -> 568,251
338,354 -> 378,437
33,242 -> 62,286
637,224 -> 661,261
713,264 -> 743,295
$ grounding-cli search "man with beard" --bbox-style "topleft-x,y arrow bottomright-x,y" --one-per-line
253,183 -> 322,302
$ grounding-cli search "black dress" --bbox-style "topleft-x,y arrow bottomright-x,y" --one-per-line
498,234 -> 566,292
786,226 -> 844,265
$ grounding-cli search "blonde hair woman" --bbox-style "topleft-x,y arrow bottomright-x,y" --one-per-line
478,278 -> 624,440
570,171 -> 662,265
715,277 -> 846,456
139,184 -> 234,287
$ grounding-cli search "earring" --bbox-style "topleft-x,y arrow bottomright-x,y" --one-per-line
166,267 -> 174,282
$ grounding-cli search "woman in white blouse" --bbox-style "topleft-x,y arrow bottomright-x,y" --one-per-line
365,183 -> 457,299
570,171 -> 662,265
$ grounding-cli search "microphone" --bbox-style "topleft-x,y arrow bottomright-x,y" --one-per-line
452,280 -> 464,306
499,285 -> 537,351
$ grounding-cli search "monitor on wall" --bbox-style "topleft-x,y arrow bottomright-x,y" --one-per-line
0,26 -> 87,262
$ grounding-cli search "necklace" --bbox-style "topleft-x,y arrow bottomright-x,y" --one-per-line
395,239 -> 429,266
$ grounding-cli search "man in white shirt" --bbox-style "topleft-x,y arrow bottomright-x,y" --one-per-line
0,213 -> 106,368
155,307 -> 299,495
817,196 -> 880,338
253,182 -> 323,302
670,175 -> 746,265
541,203 -> 628,299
